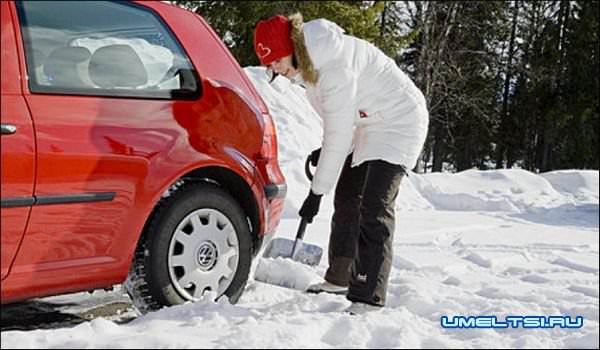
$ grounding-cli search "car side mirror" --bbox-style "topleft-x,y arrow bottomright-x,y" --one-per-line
171,68 -> 201,99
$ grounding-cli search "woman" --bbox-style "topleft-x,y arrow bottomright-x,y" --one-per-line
254,14 -> 429,314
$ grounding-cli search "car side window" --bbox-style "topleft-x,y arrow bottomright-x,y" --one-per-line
16,1 -> 200,100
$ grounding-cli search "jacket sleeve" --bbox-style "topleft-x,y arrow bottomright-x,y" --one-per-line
310,67 -> 357,195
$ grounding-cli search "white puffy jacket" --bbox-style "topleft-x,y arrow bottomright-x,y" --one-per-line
301,19 -> 429,195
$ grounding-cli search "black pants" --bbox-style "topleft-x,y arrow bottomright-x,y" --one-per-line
324,154 -> 405,306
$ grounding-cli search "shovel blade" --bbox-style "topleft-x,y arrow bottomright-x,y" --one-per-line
262,238 -> 323,266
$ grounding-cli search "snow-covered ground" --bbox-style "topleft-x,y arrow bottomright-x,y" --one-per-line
1,67 -> 598,349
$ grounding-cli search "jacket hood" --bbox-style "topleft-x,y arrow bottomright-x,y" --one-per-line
302,19 -> 346,69
289,16 -> 346,85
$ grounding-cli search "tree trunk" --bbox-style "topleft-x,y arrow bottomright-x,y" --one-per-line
432,120 -> 446,172
496,1 -> 520,169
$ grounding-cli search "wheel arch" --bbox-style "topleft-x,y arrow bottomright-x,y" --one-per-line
138,166 -> 262,259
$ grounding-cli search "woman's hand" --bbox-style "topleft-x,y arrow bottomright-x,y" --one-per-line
299,190 -> 322,223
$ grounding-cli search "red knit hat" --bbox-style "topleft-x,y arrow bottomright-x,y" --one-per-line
254,15 -> 294,66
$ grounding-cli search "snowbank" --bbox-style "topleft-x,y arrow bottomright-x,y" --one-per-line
541,170 -> 599,204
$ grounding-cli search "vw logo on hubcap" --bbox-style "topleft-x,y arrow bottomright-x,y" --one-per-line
196,241 -> 218,270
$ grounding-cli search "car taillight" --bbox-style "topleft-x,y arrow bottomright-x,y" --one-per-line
256,113 -> 286,236
260,113 -> 278,160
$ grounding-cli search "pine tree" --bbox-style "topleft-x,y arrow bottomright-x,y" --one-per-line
495,1 -> 521,169
559,1 -> 599,169
400,1 -> 504,171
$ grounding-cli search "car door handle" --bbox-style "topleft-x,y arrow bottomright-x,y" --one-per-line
1,124 -> 17,135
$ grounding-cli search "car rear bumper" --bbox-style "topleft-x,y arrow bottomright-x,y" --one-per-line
264,183 -> 287,199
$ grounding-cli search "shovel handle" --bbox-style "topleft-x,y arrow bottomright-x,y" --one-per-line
295,217 -> 309,240
304,156 -> 314,181
291,218 -> 309,258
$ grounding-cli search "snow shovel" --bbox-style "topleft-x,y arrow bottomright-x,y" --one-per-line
262,217 -> 322,266
261,155 -> 323,266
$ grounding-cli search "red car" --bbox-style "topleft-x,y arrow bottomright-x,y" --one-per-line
1,0 -> 286,313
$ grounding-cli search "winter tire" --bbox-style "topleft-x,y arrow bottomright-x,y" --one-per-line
125,183 -> 252,313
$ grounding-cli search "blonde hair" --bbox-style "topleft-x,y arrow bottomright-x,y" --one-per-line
288,13 -> 318,85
